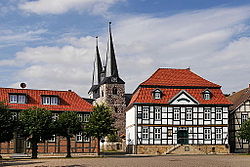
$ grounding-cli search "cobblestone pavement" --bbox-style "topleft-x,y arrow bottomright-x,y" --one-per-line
1,155 -> 250,167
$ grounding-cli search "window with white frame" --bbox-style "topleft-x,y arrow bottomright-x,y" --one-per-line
203,90 -> 211,100
204,128 -> 211,140
76,132 -> 83,142
142,107 -> 149,119
153,89 -> 162,100
204,108 -> 211,120
154,128 -> 161,140
83,114 -> 90,122
52,113 -> 59,120
167,129 -> 173,137
242,114 -> 248,123
174,108 -> 180,120
216,128 -> 222,139
186,108 -> 192,120
77,113 -> 83,122
42,96 -> 59,105
26,141 -> 31,148
242,139 -> 248,144
216,108 -> 222,120
9,94 -> 26,104
48,134 -> 56,142
155,107 -> 161,120
142,127 -> 149,139
84,136 -> 90,142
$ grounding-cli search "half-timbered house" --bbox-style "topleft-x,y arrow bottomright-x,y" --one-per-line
0,87 -> 97,155
228,85 -> 250,153
126,68 -> 232,154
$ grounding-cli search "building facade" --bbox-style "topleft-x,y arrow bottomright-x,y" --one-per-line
228,86 -> 250,153
0,87 -> 97,155
88,23 -> 126,137
126,68 -> 232,154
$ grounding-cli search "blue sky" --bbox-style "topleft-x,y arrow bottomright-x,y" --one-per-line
0,0 -> 250,96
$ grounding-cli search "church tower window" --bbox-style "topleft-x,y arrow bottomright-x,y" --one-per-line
112,87 -> 118,95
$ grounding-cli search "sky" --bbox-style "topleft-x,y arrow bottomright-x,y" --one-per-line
0,0 -> 250,97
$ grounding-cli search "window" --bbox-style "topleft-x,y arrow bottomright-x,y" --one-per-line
155,107 -> 161,120
52,113 -> 59,120
186,108 -> 192,120
216,128 -> 222,139
153,89 -> 162,99
204,128 -> 211,140
142,128 -> 149,139
112,87 -> 118,95
77,113 -> 83,122
216,108 -> 222,120
76,132 -> 83,142
42,96 -> 59,105
204,108 -> 211,120
174,108 -> 180,120
26,141 -> 31,148
242,114 -> 248,123
203,90 -> 211,100
142,107 -> 149,119
167,129 -> 173,137
48,134 -> 56,142
154,128 -> 161,140
83,114 -> 90,122
9,94 -> 26,104
84,136 -> 90,142
243,139 -> 248,144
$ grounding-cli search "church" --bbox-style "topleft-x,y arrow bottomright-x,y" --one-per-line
126,68 -> 232,154
88,22 -> 127,137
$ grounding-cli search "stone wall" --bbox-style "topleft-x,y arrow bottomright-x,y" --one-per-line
135,145 -> 229,155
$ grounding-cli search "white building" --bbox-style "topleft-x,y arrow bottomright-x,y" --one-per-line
228,85 -> 250,153
126,68 -> 232,154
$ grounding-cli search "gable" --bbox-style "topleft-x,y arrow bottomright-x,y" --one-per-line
169,90 -> 199,105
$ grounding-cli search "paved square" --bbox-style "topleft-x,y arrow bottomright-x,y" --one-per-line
1,155 -> 250,167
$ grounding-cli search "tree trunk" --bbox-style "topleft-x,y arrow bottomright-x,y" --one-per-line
66,136 -> 71,158
97,137 -> 101,156
248,143 -> 250,154
31,140 -> 38,159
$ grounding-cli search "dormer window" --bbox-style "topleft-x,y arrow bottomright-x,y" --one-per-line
203,90 -> 212,100
9,94 -> 27,104
153,89 -> 162,99
42,96 -> 59,105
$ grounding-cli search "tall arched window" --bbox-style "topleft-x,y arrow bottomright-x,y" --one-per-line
112,87 -> 118,95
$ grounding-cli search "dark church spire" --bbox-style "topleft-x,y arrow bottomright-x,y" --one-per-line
105,22 -> 119,78
92,36 -> 103,86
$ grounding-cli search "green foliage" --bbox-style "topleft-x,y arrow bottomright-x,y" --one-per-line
239,120 -> 250,142
55,111 -> 83,138
107,133 -> 119,142
84,104 -> 116,140
55,111 -> 83,158
19,107 -> 54,158
19,107 -> 54,142
0,102 -> 17,143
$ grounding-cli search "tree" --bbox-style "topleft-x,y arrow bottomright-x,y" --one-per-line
0,102 -> 17,159
19,107 -> 54,159
55,111 -> 82,158
239,119 -> 250,153
84,104 -> 116,155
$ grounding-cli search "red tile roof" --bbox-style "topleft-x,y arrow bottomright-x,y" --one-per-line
141,68 -> 221,88
0,87 -> 93,112
128,68 -> 231,107
129,87 -> 232,106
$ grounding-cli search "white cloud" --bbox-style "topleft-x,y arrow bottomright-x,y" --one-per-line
2,6 -> 250,96
19,0 -> 123,15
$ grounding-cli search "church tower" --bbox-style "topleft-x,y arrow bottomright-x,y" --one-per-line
89,22 -> 126,136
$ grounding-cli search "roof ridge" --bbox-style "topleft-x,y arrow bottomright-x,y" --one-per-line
0,87 -> 75,93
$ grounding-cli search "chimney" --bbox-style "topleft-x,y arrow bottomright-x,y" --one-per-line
249,84 -> 250,88
68,90 -> 72,92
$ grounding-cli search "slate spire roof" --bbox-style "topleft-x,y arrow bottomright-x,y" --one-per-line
105,22 -> 119,78
92,36 -> 103,85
